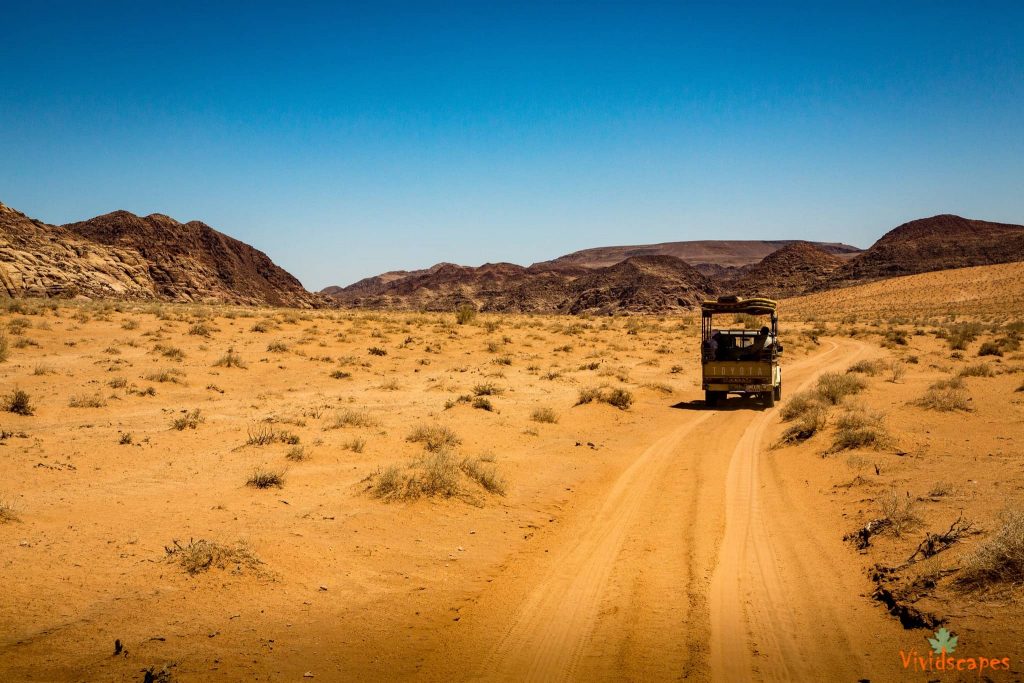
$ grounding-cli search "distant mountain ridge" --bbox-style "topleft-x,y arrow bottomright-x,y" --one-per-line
323,214 -> 1024,312
0,201 -> 324,307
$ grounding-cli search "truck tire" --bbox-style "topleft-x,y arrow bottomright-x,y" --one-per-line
764,390 -> 775,408
773,383 -> 782,401
705,390 -> 719,407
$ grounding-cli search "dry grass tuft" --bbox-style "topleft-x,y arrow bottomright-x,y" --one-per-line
164,539 -> 261,575
170,409 -> 204,431
957,509 -> 1024,590
407,424 -> 461,452
879,488 -> 919,536
68,393 -> 107,408
915,376 -> 971,411
576,386 -> 633,410
328,409 -> 379,429
829,407 -> 890,452
4,388 -> 34,415
246,468 -> 284,489
0,499 -> 19,524
815,372 -> 866,405
530,407 -> 559,424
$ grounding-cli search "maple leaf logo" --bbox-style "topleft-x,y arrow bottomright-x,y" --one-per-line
927,628 -> 958,655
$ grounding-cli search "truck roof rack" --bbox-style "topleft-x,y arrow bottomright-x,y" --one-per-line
700,296 -> 777,315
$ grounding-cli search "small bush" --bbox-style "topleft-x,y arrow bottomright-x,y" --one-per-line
958,362 -> 994,378
170,409 -> 204,431
3,389 -> 33,416
472,382 -> 504,396
957,509 -> 1024,590
815,372 -> 866,405
879,488 -> 919,536
407,424 -> 461,452
0,500 -> 18,524
779,391 -> 822,422
119,432 -> 133,445
915,377 -> 971,412
455,304 -> 477,325
978,341 -> 1003,357
342,437 -> 366,453
213,348 -> 247,368
778,404 -> 829,444
330,369 -> 352,379
472,397 -> 494,411
328,409 -> 378,429
69,393 -> 107,408
145,368 -> 185,384
368,346 -> 387,356
460,456 -> 507,495
286,445 -> 307,461
267,340 -> 289,353
847,359 -> 885,376
829,408 -> 890,452
247,468 -> 284,489
165,539 -> 261,575
530,407 -> 559,424
188,323 -> 212,337
576,386 -> 633,410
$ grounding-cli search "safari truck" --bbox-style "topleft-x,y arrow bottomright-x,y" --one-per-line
700,296 -> 783,407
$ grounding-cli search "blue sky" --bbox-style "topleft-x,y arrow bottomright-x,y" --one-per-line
2,1 -> 1022,289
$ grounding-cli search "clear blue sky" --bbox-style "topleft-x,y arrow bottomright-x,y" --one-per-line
2,1 -> 1022,289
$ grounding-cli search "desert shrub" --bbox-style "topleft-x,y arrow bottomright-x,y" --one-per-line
213,348 -> 247,368
4,389 -> 33,416
575,386 -> 633,410
957,510 -> 1024,590
883,329 -> 908,346
170,409 -> 204,431
69,393 -> 107,408
342,437 -> 366,453
472,397 -> 494,411
250,320 -> 271,333
330,369 -> 352,379
286,445 -> 308,461
267,340 -> 289,353
779,391 -> 822,422
0,331 -> 8,362
33,363 -> 54,376
164,539 -> 261,575
887,360 -> 906,383
455,304 -> 477,325
879,488 -> 919,536
830,407 -> 890,452
188,322 -> 212,337
145,368 -> 185,384
121,319 -> 139,331
958,362 -> 994,378
368,346 -> 387,356
847,359 -> 885,376
0,500 -> 18,524
978,341 -> 1003,357
815,372 -> 866,405
530,407 -> 559,424
406,424 -> 461,452
154,344 -> 185,361
247,468 -> 284,489
328,409 -> 378,429
915,380 -> 971,411
778,403 -> 829,444
460,456 -> 507,495
119,432 -> 133,445
733,313 -> 762,330
108,377 -> 128,388
472,382 -> 504,396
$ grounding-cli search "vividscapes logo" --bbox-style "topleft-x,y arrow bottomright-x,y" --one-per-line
900,627 -> 1012,675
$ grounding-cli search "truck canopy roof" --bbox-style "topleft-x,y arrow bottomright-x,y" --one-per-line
701,295 -> 777,316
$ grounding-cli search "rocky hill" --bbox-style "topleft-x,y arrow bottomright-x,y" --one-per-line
0,201 -> 323,307
828,214 -> 1024,284
536,239 -> 861,270
729,242 -> 845,298
328,255 -> 717,314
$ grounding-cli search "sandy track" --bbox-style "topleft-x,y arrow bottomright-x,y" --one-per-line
464,339 -> 882,682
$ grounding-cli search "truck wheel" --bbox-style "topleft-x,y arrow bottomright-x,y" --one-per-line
705,390 -> 718,407
764,391 -> 775,408
773,383 -> 782,401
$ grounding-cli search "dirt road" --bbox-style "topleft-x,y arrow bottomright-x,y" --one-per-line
432,338 -> 905,682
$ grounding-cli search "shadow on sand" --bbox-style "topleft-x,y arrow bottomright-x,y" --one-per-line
671,396 -> 770,412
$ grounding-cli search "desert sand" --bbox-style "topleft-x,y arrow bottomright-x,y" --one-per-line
2,262 -> 1023,681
